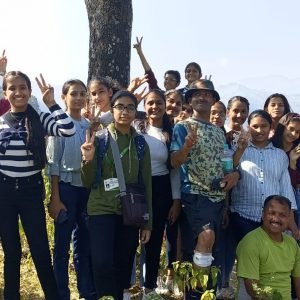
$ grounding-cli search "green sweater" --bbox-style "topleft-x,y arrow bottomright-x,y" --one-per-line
81,124 -> 152,230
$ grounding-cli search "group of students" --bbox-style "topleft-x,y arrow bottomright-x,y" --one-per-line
0,43 -> 299,300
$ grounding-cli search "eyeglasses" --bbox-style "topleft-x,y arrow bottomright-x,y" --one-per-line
113,104 -> 136,113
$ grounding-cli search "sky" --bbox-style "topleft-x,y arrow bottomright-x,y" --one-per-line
1,0 -> 300,104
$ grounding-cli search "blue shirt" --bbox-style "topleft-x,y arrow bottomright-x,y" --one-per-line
47,117 -> 89,186
231,141 -> 297,222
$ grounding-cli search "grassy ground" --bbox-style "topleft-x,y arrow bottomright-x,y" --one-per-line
0,175 -> 237,299
0,216 -> 80,300
0,174 -> 80,300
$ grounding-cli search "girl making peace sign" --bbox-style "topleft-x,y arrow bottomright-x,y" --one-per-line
0,71 -> 75,299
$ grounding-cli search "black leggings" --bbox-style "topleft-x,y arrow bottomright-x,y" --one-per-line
144,174 -> 173,289
0,172 -> 59,300
89,214 -> 139,300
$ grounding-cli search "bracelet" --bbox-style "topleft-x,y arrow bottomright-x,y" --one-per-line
0,71 -> 5,76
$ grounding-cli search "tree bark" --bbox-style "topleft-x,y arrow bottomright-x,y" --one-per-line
85,0 -> 133,87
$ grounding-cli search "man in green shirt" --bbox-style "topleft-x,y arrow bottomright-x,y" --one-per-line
236,195 -> 300,299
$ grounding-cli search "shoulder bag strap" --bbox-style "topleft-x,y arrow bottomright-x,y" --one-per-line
109,133 -> 127,196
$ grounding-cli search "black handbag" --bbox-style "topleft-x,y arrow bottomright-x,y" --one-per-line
110,134 -> 149,227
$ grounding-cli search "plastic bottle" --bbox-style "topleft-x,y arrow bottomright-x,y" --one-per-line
221,143 -> 233,174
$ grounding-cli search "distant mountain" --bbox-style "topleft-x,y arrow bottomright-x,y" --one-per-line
238,75 -> 300,95
217,77 -> 300,112
30,77 -> 299,113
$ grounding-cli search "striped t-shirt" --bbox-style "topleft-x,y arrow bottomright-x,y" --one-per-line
0,104 -> 75,177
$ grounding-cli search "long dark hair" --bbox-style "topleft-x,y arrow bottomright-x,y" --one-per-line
138,89 -> 173,144
272,113 -> 300,149
248,109 -> 272,125
3,71 -> 47,168
263,93 -> 291,116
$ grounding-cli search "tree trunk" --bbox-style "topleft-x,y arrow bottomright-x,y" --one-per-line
85,0 -> 133,87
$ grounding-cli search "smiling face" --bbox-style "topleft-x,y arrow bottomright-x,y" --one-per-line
112,96 -> 137,127
190,89 -> 215,114
164,73 -> 179,91
3,75 -> 31,112
262,199 -> 290,239
266,97 -> 285,120
283,120 -> 300,145
165,92 -> 182,118
62,83 -> 87,112
88,81 -> 112,112
210,102 -> 226,127
227,100 -> 249,131
144,91 -> 166,123
249,116 -> 271,148
185,64 -> 202,85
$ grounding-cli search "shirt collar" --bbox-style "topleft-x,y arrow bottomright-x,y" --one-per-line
248,140 -> 275,150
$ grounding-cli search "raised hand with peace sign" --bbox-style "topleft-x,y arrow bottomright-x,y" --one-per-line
133,36 -> 143,54
88,105 -> 102,132
81,129 -> 96,162
35,73 -> 56,108
184,123 -> 198,150
237,129 -> 251,150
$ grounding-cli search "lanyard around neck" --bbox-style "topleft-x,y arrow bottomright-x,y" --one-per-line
105,145 -> 129,167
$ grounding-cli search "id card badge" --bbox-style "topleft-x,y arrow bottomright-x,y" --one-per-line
104,178 -> 119,191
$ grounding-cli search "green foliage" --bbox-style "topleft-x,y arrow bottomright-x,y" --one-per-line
252,283 -> 283,300
173,261 -> 220,299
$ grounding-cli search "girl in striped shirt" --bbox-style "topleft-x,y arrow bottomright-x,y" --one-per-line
0,71 -> 75,300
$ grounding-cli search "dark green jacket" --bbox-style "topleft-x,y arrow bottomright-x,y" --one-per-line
81,123 -> 152,230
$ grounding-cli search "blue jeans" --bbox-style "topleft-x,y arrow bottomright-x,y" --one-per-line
53,182 -> 96,300
0,172 -> 59,300
217,217 -> 236,289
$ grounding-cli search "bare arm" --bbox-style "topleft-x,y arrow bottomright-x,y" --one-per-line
243,278 -> 260,299
49,175 -> 67,220
133,37 -> 151,71
233,146 -> 246,167
293,277 -> 300,299
171,146 -> 191,169
171,124 -> 198,169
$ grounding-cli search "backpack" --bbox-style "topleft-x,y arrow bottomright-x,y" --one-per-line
92,128 -> 146,189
